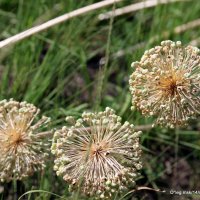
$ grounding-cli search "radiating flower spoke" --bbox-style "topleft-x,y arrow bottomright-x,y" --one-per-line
129,40 -> 200,127
0,99 -> 51,182
51,107 -> 142,199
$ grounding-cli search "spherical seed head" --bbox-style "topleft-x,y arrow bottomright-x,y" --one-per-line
129,40 -> 200,127
52,108 -> 142,199
0,99 -> 51,182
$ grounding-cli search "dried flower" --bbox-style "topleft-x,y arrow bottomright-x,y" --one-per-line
51,107 -> 142,199
0,99 -> 51,182
129,40 -> 200,127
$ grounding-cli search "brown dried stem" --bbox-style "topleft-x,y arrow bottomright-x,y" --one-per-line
98,0 -> 188,20
36,124 -> 153,138
0,0 -> 124,49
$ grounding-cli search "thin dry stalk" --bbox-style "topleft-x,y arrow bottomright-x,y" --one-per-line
102,17 -> 200,61
151,18 -> 200,41
98,0 -> 186,20
0,0 -> 123,49
174,18 -> 200,34
100,42 -> 146,64
119,186 -> 166,200
190,37 -> 200,46
36,124 -> 153,138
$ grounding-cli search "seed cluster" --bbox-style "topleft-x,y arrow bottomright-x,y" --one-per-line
1,39 -> 198,199
51,107 -> 142,199
129,40 -> 200,127
0,99 -> 51,182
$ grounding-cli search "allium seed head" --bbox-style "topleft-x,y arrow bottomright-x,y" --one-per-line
51,107 -> 142,199
0,99 -> 51,182
129,40 -> 200,127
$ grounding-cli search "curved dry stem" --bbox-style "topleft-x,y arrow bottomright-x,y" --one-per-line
0,0 -> 123,49
98,0 -> 188,20
119,186 -> 166,200
40,124 -> 153,139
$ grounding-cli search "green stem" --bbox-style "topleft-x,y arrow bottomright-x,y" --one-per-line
94,3 -> 115,111
13,179 -> 17,200
175,127 -> 179,187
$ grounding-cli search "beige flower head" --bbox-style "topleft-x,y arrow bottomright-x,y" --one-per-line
51,107 -> 142,199
0,99 -> 51,182
129,40 -> 200,128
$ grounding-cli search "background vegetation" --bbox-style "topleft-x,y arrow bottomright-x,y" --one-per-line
0,0 -> 199,199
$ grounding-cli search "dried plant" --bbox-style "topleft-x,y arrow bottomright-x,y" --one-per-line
0,99 -> 51,182
51,107 -> 142,199
0,0 -> 123,49
129,40 -> 200,127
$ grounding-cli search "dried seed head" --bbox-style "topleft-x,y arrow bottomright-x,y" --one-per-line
0,99 -> 51,182
51,107 -> 142,199
129,40 -> 200,127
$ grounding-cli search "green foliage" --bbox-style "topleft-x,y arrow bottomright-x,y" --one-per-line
0,0 -> 200,199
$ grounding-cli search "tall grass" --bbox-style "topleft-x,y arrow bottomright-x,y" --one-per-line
0,0 -> 200,199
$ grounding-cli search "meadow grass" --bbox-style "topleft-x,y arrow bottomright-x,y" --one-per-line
0,0 -> 200,199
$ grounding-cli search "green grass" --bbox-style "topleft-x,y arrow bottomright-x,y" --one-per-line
0,0 -> 200,199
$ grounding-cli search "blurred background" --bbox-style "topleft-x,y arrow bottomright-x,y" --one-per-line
0,0 -> 200,199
